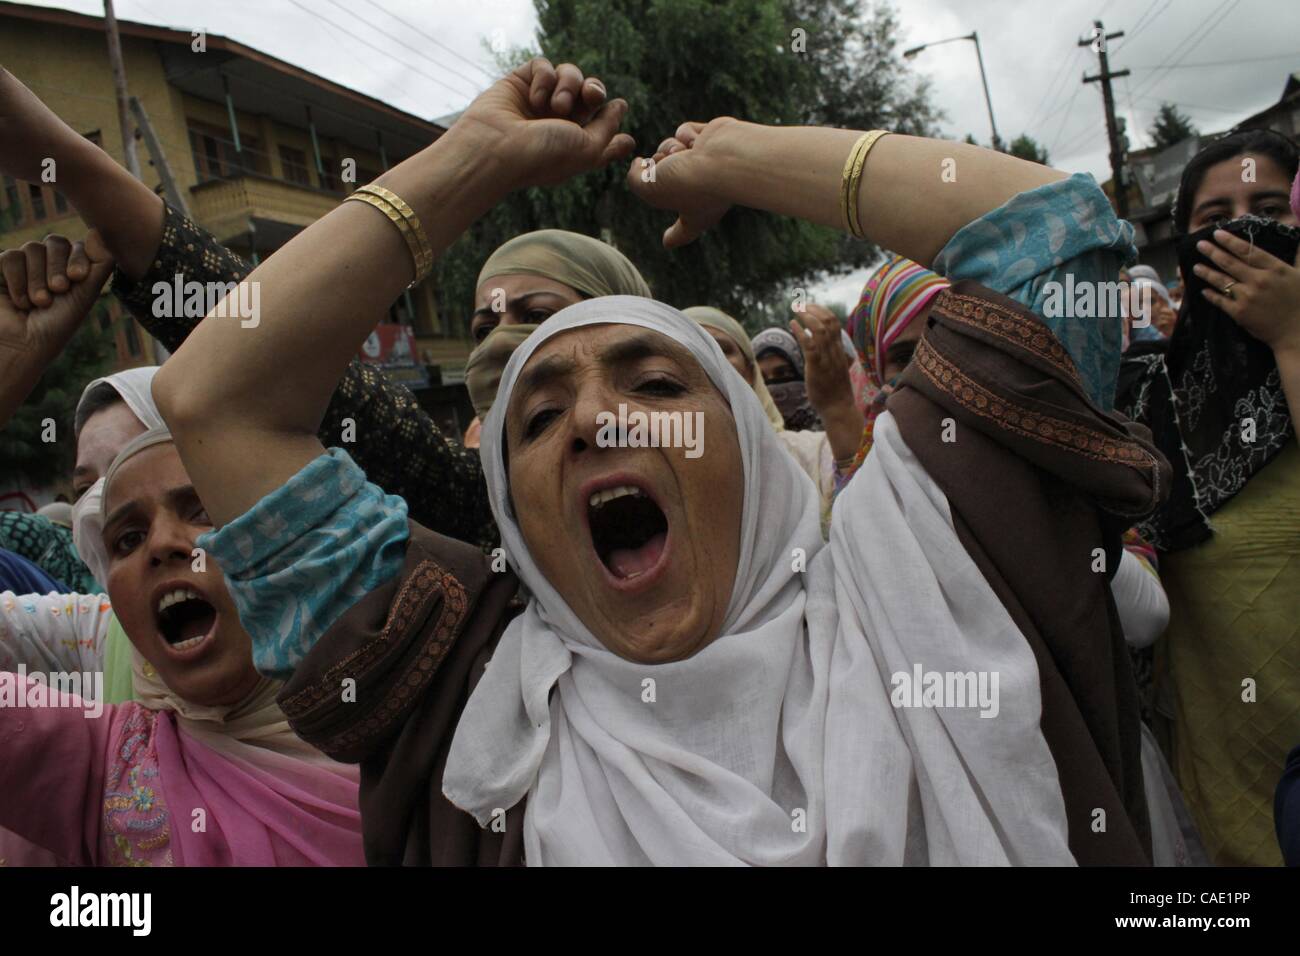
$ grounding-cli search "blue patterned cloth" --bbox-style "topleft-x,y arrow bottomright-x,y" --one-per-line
932,172 -> 1138,409
201,448 -> 410,682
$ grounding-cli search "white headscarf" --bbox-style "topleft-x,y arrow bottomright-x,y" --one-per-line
96,426 -> 355,781
443,296 -> 1072,866
71,367 -> 163,589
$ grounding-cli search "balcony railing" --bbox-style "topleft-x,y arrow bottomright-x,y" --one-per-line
188,173 -> 342,244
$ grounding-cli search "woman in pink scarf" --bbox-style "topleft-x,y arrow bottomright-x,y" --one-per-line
0,429 -> 364,866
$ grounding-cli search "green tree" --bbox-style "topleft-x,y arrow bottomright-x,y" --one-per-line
1008,133 -> 1049,165
0,299 -> 114,489
438,0 -> 940,331
1148,103 -> 1197,151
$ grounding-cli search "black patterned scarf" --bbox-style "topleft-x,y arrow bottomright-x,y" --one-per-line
1116,215 -> 1297,551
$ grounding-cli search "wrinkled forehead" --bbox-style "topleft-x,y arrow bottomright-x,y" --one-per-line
504,322 -> 720,414
102,442 -> 185,515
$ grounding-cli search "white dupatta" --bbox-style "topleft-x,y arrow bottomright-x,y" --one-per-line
443,297 -> 1072,866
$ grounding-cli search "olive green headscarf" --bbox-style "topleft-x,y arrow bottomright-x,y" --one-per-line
465,230 -> 652,418
476,229 -> 651,301
683,306 -> 785,432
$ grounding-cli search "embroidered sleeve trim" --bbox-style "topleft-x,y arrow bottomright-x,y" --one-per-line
280,559 -> 469,753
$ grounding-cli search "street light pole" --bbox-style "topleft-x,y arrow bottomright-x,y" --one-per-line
904,31 -> 1003,152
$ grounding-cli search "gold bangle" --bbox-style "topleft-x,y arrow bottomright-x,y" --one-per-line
839,135 -> 864,235
343,185 -> 433,287
840,130 -> 889,240
355,184 -> 433,270
343,192 -> 428,286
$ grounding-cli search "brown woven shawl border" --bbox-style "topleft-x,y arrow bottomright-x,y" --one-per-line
914,338 -> 1159,478
932,289 -> 1083,386
280,559 -> 469,751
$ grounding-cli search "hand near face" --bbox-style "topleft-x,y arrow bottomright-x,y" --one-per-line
0,230 -> 114,355
1194,228 -> 1300,356
790,304 -> 853,414
455,57 -> 636,190
626,119 -> 737,248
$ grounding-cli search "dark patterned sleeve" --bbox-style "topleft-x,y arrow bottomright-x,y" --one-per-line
109,204 -> 498,549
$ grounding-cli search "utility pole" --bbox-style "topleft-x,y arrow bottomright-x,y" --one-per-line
104,1 -> 170,363
103,0 -> 141,179
1079,19 -> 1131,218
129,97 -> 191,218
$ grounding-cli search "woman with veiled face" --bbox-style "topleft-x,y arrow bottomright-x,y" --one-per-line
155,57 -> 1172,865
1115,128 -> 1300,866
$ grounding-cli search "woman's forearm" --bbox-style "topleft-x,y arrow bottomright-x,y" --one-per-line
57,141 -> 164,280
0,68 -> 164,279
153,129 -> 512,525
819,401 -> 862,463
158,129 -> 508,437
0,340 -> 58,425
707,122 -> 1066,267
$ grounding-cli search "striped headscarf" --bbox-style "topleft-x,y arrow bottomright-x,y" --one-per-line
848,255 -> 950,390
836,256 -> 950,493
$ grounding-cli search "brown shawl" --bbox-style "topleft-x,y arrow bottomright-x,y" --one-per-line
889,281 -> 1171,866
275,280 -> 1170,867
276,524 -> 524,865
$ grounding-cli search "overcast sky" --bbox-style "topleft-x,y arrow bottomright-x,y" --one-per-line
23,0 -> 1300,309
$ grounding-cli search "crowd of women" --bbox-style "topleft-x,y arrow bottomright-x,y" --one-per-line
0,56 -> 1297,866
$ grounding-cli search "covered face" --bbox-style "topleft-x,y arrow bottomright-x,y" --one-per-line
683,305 -> 786,431
483,297 -> 821,666
469,229 -> 652,344
99,431 -> 259,708
465,231 -> 653,418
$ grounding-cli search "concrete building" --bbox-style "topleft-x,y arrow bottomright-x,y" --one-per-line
0,0 -> 476,432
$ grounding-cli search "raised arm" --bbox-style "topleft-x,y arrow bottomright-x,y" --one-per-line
0,68 -> 496,545
154,59 -> 634,528
0,68 -> 164,279
627,119 -> 1065,266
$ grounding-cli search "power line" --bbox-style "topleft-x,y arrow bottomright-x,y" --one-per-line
1025,46 -> 1085,134
1129,0 -> 1242,101
285,0 -> 481,104
360,0 -> 500,82
318,0 -> 485,98
1129,51 -> 1300,70
1118,0 -> 1173,49
1046,76 -> 1087,154
317,0 -> 486,98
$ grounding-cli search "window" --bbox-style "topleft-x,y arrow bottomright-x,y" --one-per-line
1,175 -> 22,229
27,183 -> 46,221
279,144 -> 310,186
188,121 -> 268,182
317,153 -> 340,192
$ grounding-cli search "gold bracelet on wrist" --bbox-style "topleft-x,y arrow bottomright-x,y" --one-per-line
342,185 -> 433,287
840,130 -> 889,240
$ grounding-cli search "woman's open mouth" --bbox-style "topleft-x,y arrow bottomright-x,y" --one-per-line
586,482 -> 670,588
155,586 -> 218,655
